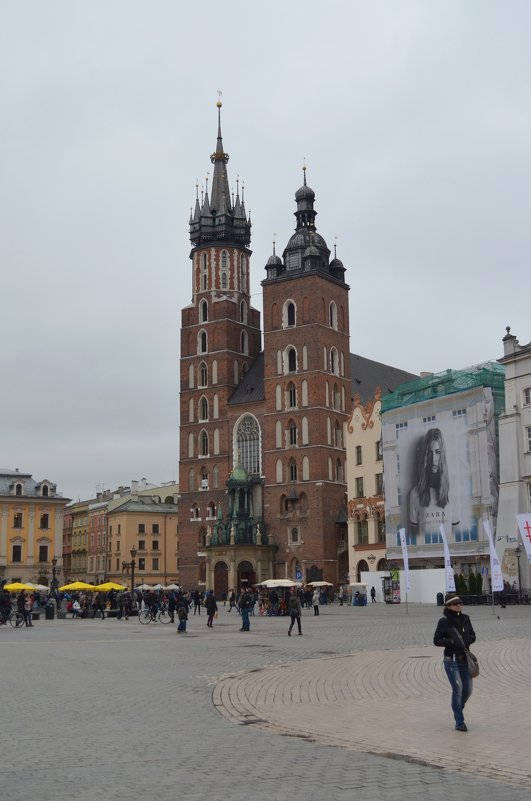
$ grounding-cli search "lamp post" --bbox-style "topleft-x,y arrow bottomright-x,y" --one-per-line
515,546 -> 522,602
130,547 -> 137,600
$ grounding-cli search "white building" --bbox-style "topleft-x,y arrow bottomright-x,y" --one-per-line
497,327 -> 531,589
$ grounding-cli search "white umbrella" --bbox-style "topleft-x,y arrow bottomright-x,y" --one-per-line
165,584 -> 180,590
307,581 -> 333,587
258,579 -> 296,588
26,583 -> 50,592
152,584 -> 165,590
135,584 -> 154,591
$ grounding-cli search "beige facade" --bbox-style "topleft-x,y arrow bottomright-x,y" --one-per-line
106,496 -> 179,588
346,390 -> 387,583
0,469 -> 69,585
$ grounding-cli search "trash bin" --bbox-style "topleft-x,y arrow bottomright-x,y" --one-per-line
45,603 -> 55,620
436,592 -> 444,606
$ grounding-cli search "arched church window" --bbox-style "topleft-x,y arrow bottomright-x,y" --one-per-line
234,414 -> 261,475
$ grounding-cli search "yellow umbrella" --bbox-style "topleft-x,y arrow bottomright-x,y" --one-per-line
58,581 -> 95,591
93,582 -> 127,591
4,582 -> 34,592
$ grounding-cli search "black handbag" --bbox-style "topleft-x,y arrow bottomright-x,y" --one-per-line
453,628 -> 479,678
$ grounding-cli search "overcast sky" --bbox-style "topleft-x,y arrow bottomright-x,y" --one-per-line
1,1 -> 530,502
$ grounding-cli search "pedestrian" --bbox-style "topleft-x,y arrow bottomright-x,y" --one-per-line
312,588 -> 320,616
433,592 -> 476,732
205,590 -> 218,627
228,589 -> 237,612
22,593 -> 34,627
192,589 -> 201,615
91,594 -> 105,620
338,586 -> 344,606
176,602 -> 188,633
72,599 -> 81,618
168,590 -> 177,623
239,586 -> 253,631
287,591 -> 302,636
370,586 -> 376,603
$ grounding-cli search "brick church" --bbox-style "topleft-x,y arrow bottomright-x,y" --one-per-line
178,104 -> 414,595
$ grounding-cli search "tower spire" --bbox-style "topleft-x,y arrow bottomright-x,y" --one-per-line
210,95 -> 231,215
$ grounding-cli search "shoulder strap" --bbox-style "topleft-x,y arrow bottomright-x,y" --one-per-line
452,627 -> 468,651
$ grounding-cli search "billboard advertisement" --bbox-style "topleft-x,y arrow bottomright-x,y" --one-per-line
382,386 -> 498,562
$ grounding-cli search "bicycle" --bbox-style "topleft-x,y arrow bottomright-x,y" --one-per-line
138,606 -> 172,625
0,608 -> 25,629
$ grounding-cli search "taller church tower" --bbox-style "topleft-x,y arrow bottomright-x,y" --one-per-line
178,103 -> 261,589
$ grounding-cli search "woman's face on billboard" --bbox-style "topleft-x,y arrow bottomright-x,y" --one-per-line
428,439 -> 441,473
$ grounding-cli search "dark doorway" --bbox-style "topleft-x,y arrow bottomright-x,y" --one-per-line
237,560 -> 256,588
213,561 -> 229,599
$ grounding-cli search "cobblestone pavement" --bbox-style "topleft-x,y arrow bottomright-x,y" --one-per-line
2,602 -> 530,801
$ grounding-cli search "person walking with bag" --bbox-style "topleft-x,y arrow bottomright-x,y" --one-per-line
433,592 -> 477,732
287,590 -> 302,636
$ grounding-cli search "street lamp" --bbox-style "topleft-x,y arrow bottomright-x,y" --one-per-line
515,546 -> 522,602
130,547 -> 137,599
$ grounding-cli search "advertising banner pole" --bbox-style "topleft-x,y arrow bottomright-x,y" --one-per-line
398,528 -> 410,614
483,519 -> 504,616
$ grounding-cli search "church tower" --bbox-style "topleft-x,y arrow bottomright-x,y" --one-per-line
178,102 -> 261,589
261,169 -> 351,584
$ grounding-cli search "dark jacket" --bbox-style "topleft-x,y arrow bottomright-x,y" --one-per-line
205,594 -> 217,614
288,596 -> 302,616
433,607 -> 476,659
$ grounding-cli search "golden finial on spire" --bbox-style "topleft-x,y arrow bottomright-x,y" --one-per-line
216,89 -> 222,108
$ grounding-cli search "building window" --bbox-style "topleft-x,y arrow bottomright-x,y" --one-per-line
289,460 -> 297,481
39,513 -> 49,529
15,483 -> 22,496
200,299 -> 208,322
235,414 -> 261,474
13,513 -> 22,528
152,524 -> 159,534
523,387 -> 531,406
152,540 -> 159,550
200,429 -> 209,456
138,540 -> 146,551
221,271 -> 227,289
138,558 -> 146,571
287,302 -> 295,326
138,524 -> 145,534
355,445 -> 362,465
288,420 -> 297,446
199,362 -> 208,388
38,545 -> 49,563
356,520 -> 368,545
423,415 -> 436,424
355,477 -> 364,498
527,426 -> 531,452
452,409 -> 466,418
395,422 -> 408,438
199,396 -> 208,421
377,518 -> 386,543
290,527 -> 299,543
199,330 -> 207,354
152,558 -> 159,570
12,544 -> 22,562
42,485 -> 49,497
287,382 -> 296,409
376,440 -> 383,461
288,347 -> 296,372
375,473 -> 384,495
329,301 -> 337,329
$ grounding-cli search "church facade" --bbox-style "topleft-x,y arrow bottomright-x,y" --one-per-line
178,105 -> 415,595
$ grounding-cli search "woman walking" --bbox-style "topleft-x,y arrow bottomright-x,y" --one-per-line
433,592 -> 476,732
287,591 -> 302,636
205,590 -> 218,627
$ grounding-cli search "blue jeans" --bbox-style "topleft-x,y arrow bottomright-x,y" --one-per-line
241,608 -> 250,630
444,658 -> 473,726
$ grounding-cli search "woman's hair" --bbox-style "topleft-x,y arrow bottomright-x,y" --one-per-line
415,428 -> 449,507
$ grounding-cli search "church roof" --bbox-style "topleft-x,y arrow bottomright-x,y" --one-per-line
228,352 -> 417,407
350,353 -> 418,403
228,352 -> 266,405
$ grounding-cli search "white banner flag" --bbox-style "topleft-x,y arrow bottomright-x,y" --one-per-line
516,514 -> 531,563
482,520 -> 504,592
398,528 -> 411,592
439,524 -> 456,591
